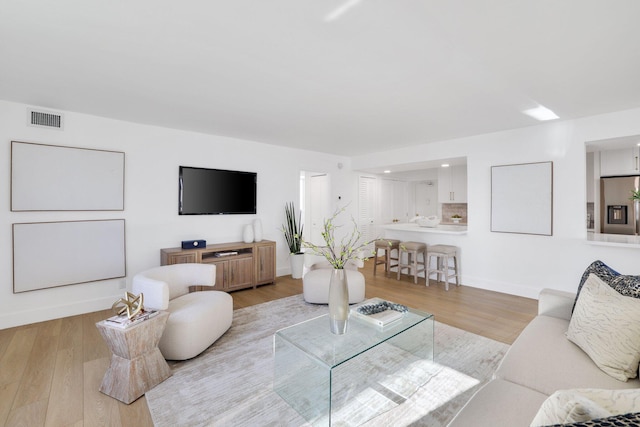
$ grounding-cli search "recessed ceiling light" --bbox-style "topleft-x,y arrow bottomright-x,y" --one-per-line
522,105 -> 559,121
383,170 -> 391,174
441,164 -> 450,168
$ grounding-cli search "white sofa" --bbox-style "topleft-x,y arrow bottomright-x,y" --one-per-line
448,287 -> 640,426
132,263 -> 233,361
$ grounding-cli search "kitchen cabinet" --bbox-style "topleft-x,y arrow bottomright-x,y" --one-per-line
160,240 -> 276,291
600,147 -> 640,177
438,165 -> 467,203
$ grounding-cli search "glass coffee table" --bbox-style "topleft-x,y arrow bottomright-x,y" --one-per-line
274,304 -> 434,426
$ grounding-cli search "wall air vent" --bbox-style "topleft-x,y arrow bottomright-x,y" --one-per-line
27,108 -> 64,130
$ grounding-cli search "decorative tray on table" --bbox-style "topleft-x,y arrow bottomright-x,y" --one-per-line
350,298 -> 409,327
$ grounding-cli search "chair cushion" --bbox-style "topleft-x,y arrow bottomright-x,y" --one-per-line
303,269 -> 365,304
375,239 -> 400,249
427,244 -> 457,254
161,291 -> 233,360
447,379 -> 548,427
495,315 -> 640,395
399,241 -> 427,251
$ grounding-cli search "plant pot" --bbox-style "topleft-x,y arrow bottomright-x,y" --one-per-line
290,253 -> 305,279
328,269 -> 349,335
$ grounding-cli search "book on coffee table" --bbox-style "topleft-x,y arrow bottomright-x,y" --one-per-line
350,298 -> 406,327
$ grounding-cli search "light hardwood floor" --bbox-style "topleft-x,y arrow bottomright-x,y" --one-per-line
0,260 -> 537,426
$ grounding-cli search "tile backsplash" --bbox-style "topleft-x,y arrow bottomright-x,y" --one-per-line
442,203 -> 468,223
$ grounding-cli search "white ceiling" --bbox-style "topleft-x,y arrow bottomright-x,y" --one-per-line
1,1 -> 639,157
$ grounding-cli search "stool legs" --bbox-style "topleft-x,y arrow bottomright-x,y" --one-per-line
374,245 -> 399,277
397,248 -> 426,284
427,252 -> 460,290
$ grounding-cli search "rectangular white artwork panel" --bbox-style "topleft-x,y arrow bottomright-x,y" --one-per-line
491,162 -> 553,236
13,219 -> 126,293
11,141 -> 125,211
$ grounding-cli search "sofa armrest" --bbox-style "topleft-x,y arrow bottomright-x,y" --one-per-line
132,274 -> 170,310
538,288 -> 576,320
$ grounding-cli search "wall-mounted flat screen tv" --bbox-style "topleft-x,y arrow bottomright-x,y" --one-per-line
179,166 -> 257,215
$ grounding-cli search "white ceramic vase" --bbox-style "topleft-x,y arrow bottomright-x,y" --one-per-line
290,253 -> 305,279
328,269 -> 349,334
253,219 -> 263,242
243,224 -> 254,243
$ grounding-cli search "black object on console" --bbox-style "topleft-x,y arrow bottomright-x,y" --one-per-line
181,240 -> 206,249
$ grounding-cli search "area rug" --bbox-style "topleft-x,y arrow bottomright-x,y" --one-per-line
146,295 -> 509,426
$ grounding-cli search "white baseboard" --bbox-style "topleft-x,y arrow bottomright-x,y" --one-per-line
0,295 -> 120,330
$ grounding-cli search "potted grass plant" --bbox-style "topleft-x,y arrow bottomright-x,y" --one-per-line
282,202 -> 305,279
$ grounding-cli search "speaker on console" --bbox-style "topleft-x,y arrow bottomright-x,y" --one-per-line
181,239 -> 206,249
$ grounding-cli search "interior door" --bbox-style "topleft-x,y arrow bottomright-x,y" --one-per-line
308,173 -> 331,246
380,179 -> 395,224
358,176 -> 377,246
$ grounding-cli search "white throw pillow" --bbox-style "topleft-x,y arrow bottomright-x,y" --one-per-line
530,390 -> 610,426
567,273 -> 640,381
530,388 -> 640,427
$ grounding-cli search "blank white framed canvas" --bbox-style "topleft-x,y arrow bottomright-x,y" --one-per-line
13,219 -> 126,293
491,161 -> 553,236
11,141 -> 125,211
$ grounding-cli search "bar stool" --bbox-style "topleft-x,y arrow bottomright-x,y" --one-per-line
426,244 -> 460,290
373,239 -> 400,276
397,241 -> 427,284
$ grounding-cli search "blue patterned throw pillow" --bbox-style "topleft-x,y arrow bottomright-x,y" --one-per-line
572,260 -> 620,314
609,275 -> 640,299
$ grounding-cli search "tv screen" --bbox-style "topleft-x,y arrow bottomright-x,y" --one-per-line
179,166 -> 257,215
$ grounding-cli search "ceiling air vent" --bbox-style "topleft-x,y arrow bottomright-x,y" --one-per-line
27,108 -> 64,130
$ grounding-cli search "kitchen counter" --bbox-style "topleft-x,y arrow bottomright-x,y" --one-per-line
381,223 -> 467,235
587,232 -> 640,248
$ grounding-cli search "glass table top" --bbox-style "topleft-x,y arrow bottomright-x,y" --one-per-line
275,307 -> 433,368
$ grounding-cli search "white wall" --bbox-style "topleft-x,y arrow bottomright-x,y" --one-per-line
352,107 -> 640,298
0,100 -> 354,329
5,99 -> 640,328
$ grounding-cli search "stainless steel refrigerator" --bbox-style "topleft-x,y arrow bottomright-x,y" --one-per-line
600,176 -> 639,235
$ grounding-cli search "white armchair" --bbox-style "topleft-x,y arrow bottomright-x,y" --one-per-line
302,254 -> 366,304
132,263 -> 233,360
